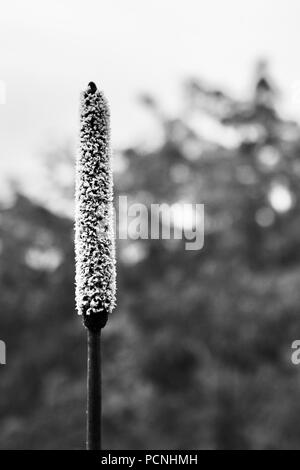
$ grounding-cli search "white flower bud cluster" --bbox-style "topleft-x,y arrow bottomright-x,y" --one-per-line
75,82 -> 116,329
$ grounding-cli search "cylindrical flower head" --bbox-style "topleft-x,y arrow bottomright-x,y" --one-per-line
75,82 -> 116,330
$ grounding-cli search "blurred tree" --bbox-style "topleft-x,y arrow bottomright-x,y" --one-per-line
113,61 -> 300,449
1,63 -> 300,449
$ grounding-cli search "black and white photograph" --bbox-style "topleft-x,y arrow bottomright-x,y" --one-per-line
1,0 -> 300,453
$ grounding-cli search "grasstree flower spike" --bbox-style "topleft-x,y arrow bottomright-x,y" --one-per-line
75,82 -> 116,331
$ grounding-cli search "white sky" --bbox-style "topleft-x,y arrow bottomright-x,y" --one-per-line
1,0 -> 300,186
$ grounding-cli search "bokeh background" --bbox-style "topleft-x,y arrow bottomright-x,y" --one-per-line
1,0 -> 300,449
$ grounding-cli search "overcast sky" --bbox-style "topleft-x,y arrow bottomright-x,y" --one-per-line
1,0 -> 300,187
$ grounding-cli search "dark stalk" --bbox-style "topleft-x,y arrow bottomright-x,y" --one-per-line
86,328 -> 102,450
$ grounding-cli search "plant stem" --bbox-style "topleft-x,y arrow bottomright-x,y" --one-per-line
87,328 -> 102,450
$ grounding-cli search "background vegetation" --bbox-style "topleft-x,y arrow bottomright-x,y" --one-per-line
1,63 -> 300,449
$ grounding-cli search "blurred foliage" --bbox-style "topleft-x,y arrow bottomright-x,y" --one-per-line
1,63 -> 300,449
